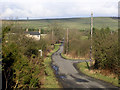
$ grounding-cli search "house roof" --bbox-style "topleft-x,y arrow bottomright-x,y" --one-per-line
25,31 -> 40,35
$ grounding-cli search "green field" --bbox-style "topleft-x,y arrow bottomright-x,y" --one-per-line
2,17 -> 118,31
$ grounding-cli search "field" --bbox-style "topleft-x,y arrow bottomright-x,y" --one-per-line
2,17 -> 118,31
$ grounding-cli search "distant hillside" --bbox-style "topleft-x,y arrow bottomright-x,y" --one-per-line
2,17 -> 118,31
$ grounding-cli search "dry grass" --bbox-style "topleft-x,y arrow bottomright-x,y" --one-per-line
62,53 -> 89,60
77,62 -> 119,87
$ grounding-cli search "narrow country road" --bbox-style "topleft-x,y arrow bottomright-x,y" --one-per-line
51,44 -> 119,89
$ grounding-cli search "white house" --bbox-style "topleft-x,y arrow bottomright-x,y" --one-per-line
25,29 -> 41,40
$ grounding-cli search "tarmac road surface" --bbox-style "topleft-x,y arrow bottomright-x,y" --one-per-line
51,44 -> 119,89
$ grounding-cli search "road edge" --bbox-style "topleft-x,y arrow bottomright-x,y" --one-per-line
73,63 -> 120,88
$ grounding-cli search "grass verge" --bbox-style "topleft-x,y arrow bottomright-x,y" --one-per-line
76,62 -> 119,87
42,44 -> 61,88
61,53 -> 89,60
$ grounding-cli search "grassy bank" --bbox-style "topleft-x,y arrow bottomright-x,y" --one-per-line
76,62 -> 119,87
42,44 -> 61,88
61,53 -> 89,60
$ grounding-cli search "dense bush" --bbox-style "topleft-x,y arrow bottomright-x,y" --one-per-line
93,28 -> 119,74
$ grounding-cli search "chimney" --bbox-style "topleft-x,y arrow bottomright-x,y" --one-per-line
39,29 -> 41,33
26,28 -> 28,32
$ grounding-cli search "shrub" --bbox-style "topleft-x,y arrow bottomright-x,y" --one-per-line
23,74 -> 32,84
93,27 -> 119,73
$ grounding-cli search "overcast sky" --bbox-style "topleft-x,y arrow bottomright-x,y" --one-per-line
0,0 -> 119,19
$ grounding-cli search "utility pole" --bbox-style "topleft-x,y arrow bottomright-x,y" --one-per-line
90,12 -> 93,67
16,16 -> 18,29
66,28 -> 69,54
52,30 -> 54,44
27,17 -> 29,30
16,16 -> 18,22
63,28 -> 65,54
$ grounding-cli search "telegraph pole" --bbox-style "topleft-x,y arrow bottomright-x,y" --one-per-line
27,17 -> 29,30
52,30 -> 54,44
66,28 -> 69,54
15,16 -> 18,29
90,12 -> 93,67
63,28 -> 65,53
